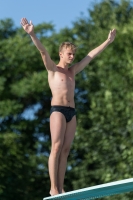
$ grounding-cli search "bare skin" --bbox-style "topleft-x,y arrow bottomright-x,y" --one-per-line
21,18 -> 116,196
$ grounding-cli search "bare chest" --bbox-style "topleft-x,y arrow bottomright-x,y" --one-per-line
55,70 -> 75,86
48,69 -> 75,90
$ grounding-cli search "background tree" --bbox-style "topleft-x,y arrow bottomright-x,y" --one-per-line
0,0 -> 133,200
66,1 -> 133,199
0,19 -> 55,200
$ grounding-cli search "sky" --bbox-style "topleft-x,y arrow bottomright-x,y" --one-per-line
0,0 -> 102,32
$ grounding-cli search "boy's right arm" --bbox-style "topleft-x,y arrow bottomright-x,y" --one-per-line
21,18 -> 55,72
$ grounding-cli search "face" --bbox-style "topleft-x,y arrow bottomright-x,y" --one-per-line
60,47 -> 75,64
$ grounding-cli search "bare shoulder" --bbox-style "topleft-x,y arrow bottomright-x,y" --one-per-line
70,55 -> 91,75
69,62 -> 79,75
48,64 -> 67,76
40,51 -> 57,72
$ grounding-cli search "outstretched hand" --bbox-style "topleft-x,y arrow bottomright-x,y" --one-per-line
107,29 -> 116,43
21,18 -> 34,35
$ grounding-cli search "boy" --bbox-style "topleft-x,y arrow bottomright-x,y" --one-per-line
21,18 -> 116,196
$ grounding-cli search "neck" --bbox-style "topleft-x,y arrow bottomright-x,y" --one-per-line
57,61 -> 69,69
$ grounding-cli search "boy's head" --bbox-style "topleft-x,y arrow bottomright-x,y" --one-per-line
59,42 -> 77,64
59,42 -> 77,53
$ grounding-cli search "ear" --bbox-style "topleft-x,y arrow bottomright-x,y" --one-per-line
59,51 -> 63,58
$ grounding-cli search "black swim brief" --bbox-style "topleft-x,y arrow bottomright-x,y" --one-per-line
50,106 -> 76,123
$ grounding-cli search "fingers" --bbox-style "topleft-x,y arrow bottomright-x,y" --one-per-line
109,29 -> 116,32
30,20 -> 33,25
107,28 -> 116,42
111,29 -> 116,34
20,18 -> 29,26
112,29 -> 116,38
109,29 -> 116,38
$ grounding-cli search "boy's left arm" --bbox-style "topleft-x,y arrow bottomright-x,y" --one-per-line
73,29 -> 116,75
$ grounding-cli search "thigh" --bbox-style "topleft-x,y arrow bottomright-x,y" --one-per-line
63,116 -> 76,148
50,112 -> 67,145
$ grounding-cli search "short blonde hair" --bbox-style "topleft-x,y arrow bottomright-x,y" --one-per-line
59,42 -> 77,53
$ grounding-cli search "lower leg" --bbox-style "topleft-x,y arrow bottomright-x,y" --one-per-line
58,152 -> 69,193
48,152 -> 60,195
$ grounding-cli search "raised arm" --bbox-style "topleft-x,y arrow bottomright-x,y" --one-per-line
73,29 -> 116,75
21,18 -> 55,71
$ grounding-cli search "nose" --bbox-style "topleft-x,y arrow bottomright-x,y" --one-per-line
71,54 -> 74,59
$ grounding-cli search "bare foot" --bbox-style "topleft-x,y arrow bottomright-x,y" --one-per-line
50,189 -> 59,196
62,189 -> 65,193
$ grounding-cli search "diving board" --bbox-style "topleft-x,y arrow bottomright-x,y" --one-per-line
43,178 -> 133,200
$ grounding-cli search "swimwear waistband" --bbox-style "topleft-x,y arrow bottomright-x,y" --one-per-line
51,105 -> 75,110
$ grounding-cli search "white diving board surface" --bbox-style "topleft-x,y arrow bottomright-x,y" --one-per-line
43,178 -> 133,200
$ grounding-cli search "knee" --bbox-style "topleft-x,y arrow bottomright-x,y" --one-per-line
61,146 -> 71,157
51,142 -> 63,156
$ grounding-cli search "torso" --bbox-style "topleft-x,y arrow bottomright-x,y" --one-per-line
48,66 -> 75,108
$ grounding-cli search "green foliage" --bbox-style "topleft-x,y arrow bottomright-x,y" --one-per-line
0,0 -> 133,200
0,18 -> 53,200
0,132 -> 49,200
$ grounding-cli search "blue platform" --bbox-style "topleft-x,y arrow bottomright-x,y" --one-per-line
43,178 -> 133,200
